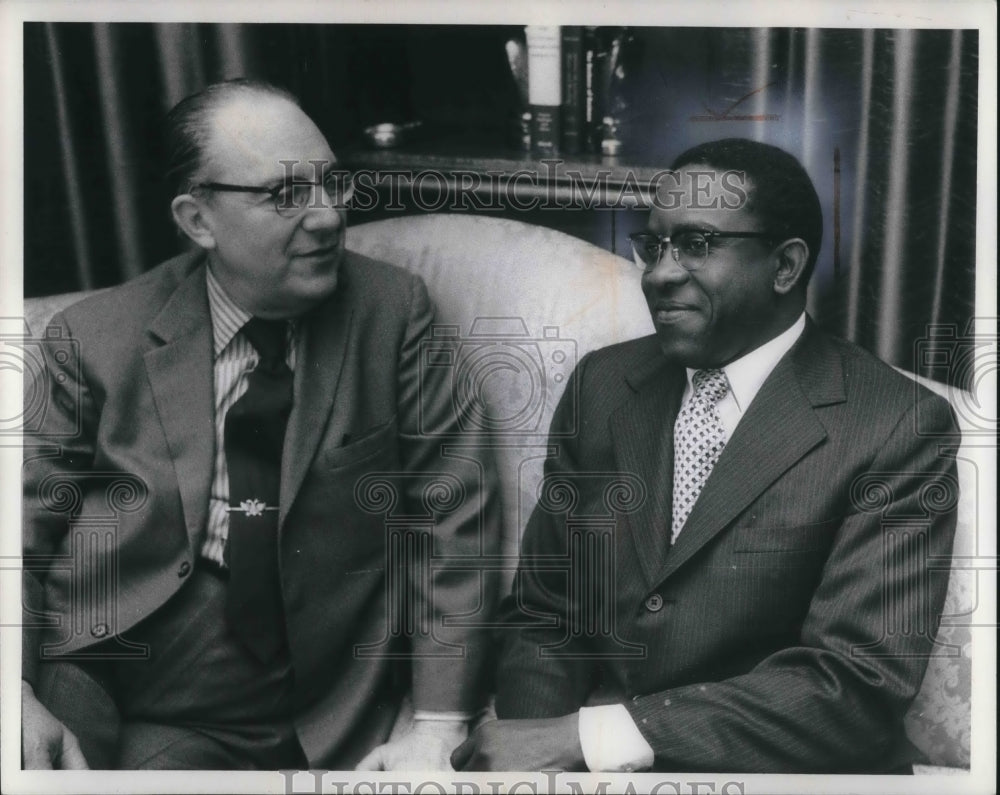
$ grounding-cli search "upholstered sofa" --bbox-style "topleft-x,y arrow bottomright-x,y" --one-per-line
22,214 -> 974,774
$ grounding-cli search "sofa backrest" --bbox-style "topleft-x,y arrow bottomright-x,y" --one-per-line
22,213 -> 972,768
348,215 -> 654,564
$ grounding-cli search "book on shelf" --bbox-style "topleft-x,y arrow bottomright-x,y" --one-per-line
560,26 -> 585,155
584,26 -> 599,153
584,27 -> 628,155
525,25 -> 561,156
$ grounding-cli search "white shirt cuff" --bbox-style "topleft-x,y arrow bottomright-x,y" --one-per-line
578,704 -> 655,772
411,710 -> 475,722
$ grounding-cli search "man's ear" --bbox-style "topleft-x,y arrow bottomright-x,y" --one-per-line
772,238 -> 809,295
170,194 -> 216,250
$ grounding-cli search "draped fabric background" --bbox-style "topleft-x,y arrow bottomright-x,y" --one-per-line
23,23 -> 979,388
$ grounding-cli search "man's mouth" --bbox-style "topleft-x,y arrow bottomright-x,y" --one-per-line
297,242 -> 340,259
651,301 -> 698,321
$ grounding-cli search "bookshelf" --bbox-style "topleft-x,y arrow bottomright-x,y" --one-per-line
343,141 -> 656,255
345,144 -> 665,205
338,25 -> 658,255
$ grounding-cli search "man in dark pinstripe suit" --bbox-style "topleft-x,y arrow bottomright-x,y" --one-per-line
453,138 -> 960,773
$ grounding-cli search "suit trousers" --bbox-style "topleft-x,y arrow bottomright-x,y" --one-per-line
37,565 -> 307,770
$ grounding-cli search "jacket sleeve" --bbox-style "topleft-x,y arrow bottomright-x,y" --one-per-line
395,275 -> 502,713
21,312 -> 99,686
624,392 -> 960,772
494,354 -> 600,719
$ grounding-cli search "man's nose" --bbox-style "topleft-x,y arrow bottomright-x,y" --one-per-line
300,192 -> 345,232
642,249 -> 690,287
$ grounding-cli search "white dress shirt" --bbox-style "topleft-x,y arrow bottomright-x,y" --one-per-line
578,313 -> 807,772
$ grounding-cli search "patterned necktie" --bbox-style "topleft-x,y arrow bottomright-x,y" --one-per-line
671,368 -> 730,543
223,318 -> 292,662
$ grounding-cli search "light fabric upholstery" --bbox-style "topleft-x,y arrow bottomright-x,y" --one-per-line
893,372 -> 976,772
22,213 -> 971,771
348,215 -> 654,571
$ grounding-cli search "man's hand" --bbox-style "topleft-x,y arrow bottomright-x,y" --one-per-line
450,714 -> 585,772
355,719 -> 468,771
21,680 -> 89,769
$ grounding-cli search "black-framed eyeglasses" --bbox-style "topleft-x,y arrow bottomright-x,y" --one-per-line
628,230 -> 776,272
192,170 -> 355,218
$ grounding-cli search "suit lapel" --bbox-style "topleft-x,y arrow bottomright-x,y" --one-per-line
657,323 -> 844,582
279,272 -> 355,529
610,353 -> 685,586
143,260 -> 215,548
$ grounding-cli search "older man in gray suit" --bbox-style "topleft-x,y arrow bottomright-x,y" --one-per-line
23,79 -> 497,771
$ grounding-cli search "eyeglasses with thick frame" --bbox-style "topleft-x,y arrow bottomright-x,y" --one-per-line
628,230 -> 777,272
191,170 -> 355,218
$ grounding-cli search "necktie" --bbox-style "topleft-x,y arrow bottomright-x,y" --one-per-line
224,318 -> 292,662
671,369 -> 730,543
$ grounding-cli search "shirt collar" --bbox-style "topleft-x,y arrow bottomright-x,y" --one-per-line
685,313 -> 806,411
205,266 -> 252,358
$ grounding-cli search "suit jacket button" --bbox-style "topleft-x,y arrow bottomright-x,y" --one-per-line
178,561 -> 191,577
91,623 -> 109,638
645,594 -> 664,612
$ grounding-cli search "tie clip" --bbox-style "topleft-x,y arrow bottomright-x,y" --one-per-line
227,498 -> 279,517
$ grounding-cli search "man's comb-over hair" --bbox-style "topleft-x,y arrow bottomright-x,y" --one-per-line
671,138 -> 823,280
164,78 -> 299,198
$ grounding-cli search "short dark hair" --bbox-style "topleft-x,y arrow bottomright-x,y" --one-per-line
164,78 -> 299,197
671,138 -> 823,280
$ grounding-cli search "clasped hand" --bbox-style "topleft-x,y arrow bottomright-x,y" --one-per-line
21,681 -> 89,769
450,714 -> 584,772
356,719 -> 468,771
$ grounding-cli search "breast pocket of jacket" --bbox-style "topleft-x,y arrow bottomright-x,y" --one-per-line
322,416 -> 399,471
732,516 -> 842,556
727,517 -> 843,627
303,416 -> 401,572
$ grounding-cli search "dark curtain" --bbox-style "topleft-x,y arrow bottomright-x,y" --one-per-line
620,27 -> 978,388
23,24 -> 978,388
816,29 -> 977,380
24,22 -> 356,296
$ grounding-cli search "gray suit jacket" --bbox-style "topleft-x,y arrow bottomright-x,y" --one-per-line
23,249 -> 499,766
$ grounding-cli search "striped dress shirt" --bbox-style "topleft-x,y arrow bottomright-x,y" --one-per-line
201,266 -> 297,568
200,267 -> 475,724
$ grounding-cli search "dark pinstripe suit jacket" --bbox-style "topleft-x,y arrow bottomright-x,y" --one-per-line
495,321 -> 959,773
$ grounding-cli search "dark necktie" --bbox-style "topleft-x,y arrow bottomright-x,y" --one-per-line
224,317 -> 293,662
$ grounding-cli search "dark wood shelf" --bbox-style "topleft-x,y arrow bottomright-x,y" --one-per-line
342,137 -> 665,208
